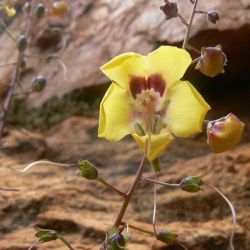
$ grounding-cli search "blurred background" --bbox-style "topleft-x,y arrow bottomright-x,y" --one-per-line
0,0 -> 249,249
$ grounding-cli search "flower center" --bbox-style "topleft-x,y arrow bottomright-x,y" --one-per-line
135,88 -> 161,114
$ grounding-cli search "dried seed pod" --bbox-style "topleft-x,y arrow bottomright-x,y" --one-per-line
207,10 -> 220,24
160,0 -> 178,20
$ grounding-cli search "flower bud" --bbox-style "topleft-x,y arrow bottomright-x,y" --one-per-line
17,35 -> 28,53
4,5 -> 16,17
180,176 -> 203,193
207,113 -> 245,153
207,10 -> 220,24
32,75 -> 47,92
36,4 -> 46,19
196,45 -> 227,77
156,230 -> 177,244
35,229 -> 58,242
107,233 -> 126,250
52,1 -> 69,16
78,160 -> 98,180
160,1 -> 178,20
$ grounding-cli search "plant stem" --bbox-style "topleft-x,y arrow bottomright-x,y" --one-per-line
121,222 -> 155,236
58,236 -> 74,250
27,240 -> 40,250
141,176 -> 180,188
204,182 -> 236,250
182,0 -> 199,49
113,141 -> 148,228
178,14 -> 189,27
97,177 -> 125,198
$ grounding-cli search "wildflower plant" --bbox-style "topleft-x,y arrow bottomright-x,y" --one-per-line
4,1 -> 246,250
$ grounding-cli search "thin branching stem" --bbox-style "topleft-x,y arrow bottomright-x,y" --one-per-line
182,0 -> 199,49
113,140 -> 149,228
178,14 -> 189,27
97,177 -> 125,198
204,182 -> 236,250
141,176 -> 180,188
58,236 -> 74,250
121,222 -> 155,236
26,240 -> 40,250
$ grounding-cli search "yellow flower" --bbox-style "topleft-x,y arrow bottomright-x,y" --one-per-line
98,46 -> 210,161
1,0 -> 16,16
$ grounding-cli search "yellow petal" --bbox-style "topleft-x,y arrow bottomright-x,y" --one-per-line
100,53 -> 146,89
132,131 -> 174,161
5,5 -> 16,16
147,46 -> 192,88
98,82 -> 132,141
165,81 -> 210,137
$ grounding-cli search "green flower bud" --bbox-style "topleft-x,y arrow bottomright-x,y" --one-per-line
78,160 -> 98,180
32,75 -> 47,92
36,4 -> 46,19
17,35 -> 27,52
134,122 -> 145,136
207,10 -> 220,24
196,45 -> 227,77
180,176 -> 203,193
156,230 -> 177,244
207,113 -> 245,153
35,229 -> 58,242
108,234 -> 126,250
160,1 -> 178,20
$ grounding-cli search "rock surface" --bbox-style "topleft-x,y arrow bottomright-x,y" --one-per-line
0,117 -> 249,250
0,0 -> 249,106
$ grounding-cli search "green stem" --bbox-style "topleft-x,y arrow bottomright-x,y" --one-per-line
58,236 -> 74,250
121,222 -> 155,236
182,0 -> 199,49
97,177 -> 125,198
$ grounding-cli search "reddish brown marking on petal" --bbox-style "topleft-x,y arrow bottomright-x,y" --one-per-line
147,73 -> 166,96
129,76 -> 147,99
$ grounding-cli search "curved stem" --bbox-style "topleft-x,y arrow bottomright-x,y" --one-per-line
9,160 -> 79,173
204,182 -> 236,250
140,176 -> 180,188
182,0 -> 199,49
58,236 -> 74,250
122,222 -> 155,236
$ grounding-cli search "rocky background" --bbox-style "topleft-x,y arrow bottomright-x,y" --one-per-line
0,0 -> 250,249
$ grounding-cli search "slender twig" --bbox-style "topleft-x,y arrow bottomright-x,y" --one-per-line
0,20 -> 16,42
113,140 -> 148,228
182,0 -> 199,49
58,236 -> 74,250
178,14 -> 189,27
140,176 -> 180,188
97,177 -> 125,198
187,44 -> 200,54
204,182 -> 236,250
0,1 -> 35,143
9,160 -> 79,173
26,240 -> 40,250
121,221 -> 155,236
152,172 -> 157,233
